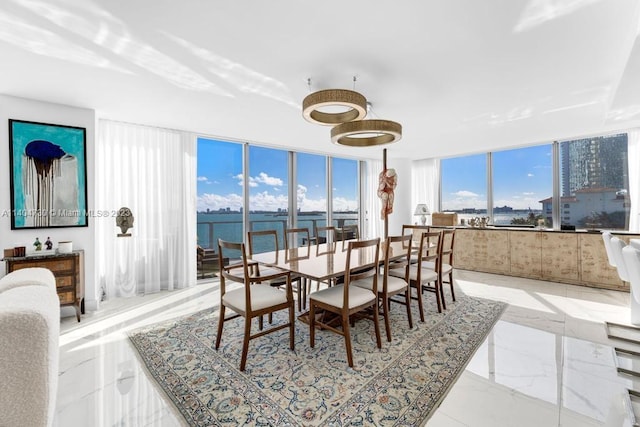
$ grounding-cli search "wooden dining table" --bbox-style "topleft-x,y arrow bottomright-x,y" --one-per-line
250,239 -> 408,283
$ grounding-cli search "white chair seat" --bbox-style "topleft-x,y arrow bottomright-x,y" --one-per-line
389,266 -> 438,283
309,284 -> 376,309
352,274 -> 408,294
421,261 -> 453,275
223,285 -> 288,313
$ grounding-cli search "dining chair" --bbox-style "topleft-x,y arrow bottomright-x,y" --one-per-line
247,229 -> 304,312
314,225 -> 337,245
401,224 -> 431,264
353,234 -> 413,341
284,227 -> 312,309
602,231 -> 617,267
422,229 -> 456,305
215,239 -> 295,371
308,237 -> 382,368
389,231 -> 442,321
622,244 -> 640,325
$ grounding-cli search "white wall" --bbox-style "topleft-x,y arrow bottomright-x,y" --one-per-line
0,94 -> 98,316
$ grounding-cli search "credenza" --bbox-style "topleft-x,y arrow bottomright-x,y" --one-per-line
3,250 -> 85,321
434,227 -> 640,291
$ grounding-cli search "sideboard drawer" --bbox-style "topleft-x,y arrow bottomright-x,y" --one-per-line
55,276 -> 74,289
58,291 -> 75,304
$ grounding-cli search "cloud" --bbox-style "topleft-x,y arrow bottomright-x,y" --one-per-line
197,176 -> 208,181
453,190 -> 479,198
527,173 -> 534,177
234,172 -> 283,187
197,192 -> 243,211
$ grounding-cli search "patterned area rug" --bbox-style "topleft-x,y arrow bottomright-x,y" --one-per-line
129,293 -> 506,426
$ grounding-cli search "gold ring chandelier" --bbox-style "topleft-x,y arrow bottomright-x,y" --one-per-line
302,78 -> 402,147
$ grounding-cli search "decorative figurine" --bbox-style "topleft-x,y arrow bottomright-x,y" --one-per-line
45,237 -> 53,250
33,237 -> 42,251
116,207 -> 134,236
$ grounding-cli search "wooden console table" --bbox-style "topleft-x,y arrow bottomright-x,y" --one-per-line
3,250 -> 85,321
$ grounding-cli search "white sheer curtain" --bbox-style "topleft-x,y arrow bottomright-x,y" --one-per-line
96,120 -> 197,299
629,129 -> 640,232
363,159 -> 383,239
411,158 -> 440,224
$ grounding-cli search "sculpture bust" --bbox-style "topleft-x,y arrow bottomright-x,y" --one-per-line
116,207 -> 134,236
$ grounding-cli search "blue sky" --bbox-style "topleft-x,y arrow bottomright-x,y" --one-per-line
198,138 -> 552,213
197,138 -> 358,212
441,144 -> 552,211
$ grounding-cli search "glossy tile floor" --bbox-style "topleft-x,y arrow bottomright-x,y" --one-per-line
55,270 -> 640,426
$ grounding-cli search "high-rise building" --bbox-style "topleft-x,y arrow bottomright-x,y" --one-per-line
560,133 -> 628,196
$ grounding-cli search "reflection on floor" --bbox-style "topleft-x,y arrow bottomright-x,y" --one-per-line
56,270 -> 640,426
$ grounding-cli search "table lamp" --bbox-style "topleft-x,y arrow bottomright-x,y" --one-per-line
414,204 -> 430,225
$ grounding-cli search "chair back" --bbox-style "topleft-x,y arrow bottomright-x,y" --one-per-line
247,229 -> 279,256
610,236 -> 630,281
344,238 -> 380,301
315,226 -> 337,244
217,239 -> 251,292
402,224 -> 430,248
416,231 -> 441,269
337,224 -> 360,241
602,231 -> 616,267
284,227 -> 311,250
383,234 -> 412,292
623,245 -> 640,304
439,229 -> 455,267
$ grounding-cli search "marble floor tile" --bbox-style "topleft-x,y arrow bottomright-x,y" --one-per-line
53,272 -> 640,426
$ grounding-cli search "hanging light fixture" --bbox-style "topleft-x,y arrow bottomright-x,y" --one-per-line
302,89 -> 367,126
331,119 -> 402,147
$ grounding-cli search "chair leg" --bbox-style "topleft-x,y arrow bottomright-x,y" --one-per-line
404,289 -> 413,329
382,296 -> 392,342
439,275 -> 447,310
288,305 -> 295,350
342,316 -> 354,367
414,282 -> 426,321
432,280 -> 443,313
240,317 -> 251,371
449,272 -> 456,301
215,305 -> 226,349
309,302 -> 316,348
372,302 -> 382,349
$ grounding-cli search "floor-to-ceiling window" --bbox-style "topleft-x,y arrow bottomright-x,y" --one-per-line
296,152 -> 327,236
331,157 -> 359,230
196,138 -> 243,249
439,131 -> 630,230
492,144 -> 552,226
247,146 -> 289,251
441,153 -> 487,224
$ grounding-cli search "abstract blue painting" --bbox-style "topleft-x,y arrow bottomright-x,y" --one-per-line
9,119 -> 87,229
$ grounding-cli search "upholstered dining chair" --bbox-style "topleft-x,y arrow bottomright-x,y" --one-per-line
623,244 -> 640,325
401,224 -> 431,264
215,238 -> 295,371
353,234 -> 413,342
308,238 -> 382,368
602,231 -> 617,268
389,230 -> 442,321
247,229 -> 304,312
284,227 -> 312,309
421,229 -> 456,307
314,225 -> 337,245
337,224 -> 360,250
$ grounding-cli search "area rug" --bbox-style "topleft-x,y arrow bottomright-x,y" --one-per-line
129,294 -> 506,426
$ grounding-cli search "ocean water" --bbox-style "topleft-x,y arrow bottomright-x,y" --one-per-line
197,212 -> 357,253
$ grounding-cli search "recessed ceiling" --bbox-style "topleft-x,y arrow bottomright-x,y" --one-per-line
1,0 -> 639,160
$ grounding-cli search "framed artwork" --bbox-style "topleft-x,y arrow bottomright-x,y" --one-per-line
9,119 -> 88,229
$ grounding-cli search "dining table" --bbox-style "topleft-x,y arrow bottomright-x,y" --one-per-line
251,238 -> 410,325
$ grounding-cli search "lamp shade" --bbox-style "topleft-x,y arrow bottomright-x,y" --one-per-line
414,204 -> 430,215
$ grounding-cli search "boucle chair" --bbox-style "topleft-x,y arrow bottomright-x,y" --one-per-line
0,267 -> 59,427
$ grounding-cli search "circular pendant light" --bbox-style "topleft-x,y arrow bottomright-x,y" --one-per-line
302,89 -> 367,126
331,119 -> 402,147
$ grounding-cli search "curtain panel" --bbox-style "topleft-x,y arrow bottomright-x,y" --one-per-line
411,158 -> 440,225
629,129 -> 640,232
96,120 -> 197,298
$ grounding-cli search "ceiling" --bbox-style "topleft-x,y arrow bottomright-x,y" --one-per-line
1,0 -> 640,161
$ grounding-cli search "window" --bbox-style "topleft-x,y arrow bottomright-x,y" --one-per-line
296,152 -> 327,234
441,153 -> 487,223
248,146 -> 289,251
559,133 -> 629,229
196,138 -> 243,249
492,145 -> 552,226
331,157 -> 359,230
